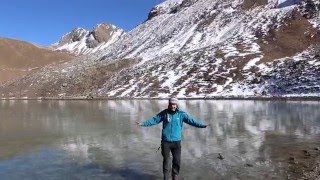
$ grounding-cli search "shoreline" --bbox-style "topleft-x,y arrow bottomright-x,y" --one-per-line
1,96 -> 320,101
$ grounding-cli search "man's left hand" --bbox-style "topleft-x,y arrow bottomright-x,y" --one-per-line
135,121 -> 142,126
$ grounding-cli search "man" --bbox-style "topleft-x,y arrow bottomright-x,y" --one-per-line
135,98 -> 209,180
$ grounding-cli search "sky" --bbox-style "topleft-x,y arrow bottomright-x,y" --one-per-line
0,0 -> 161,46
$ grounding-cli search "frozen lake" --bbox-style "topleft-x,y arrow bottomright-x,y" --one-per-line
0,100 -> 319,179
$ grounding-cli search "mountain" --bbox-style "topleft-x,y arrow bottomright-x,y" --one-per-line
0,38 -> 75,84
0,0 -> 319,99
50,23 -> 126,55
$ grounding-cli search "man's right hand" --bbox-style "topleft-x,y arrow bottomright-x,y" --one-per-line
135,121 -> 142,126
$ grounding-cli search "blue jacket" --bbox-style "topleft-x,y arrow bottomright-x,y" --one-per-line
141,108 -> 206,142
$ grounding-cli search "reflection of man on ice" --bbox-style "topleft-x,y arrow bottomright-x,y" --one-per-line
135,98 -> 209,180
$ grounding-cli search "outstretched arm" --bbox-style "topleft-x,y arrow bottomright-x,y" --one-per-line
183,113 -> 208,128
135,113 -> 163,127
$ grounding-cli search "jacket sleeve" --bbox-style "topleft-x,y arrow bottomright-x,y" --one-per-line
140,112 -> 163,127
182,113 -> 206,128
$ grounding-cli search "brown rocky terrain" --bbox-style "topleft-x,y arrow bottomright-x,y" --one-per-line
0,38 -> 75,84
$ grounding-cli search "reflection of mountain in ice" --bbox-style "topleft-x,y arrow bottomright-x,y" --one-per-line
48,100 -> 320,178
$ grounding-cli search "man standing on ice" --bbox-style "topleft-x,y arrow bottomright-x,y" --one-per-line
135,97 -> 209,180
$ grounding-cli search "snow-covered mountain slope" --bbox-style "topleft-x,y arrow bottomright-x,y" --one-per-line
1,0 -> 319,99
50,23 -> 126,55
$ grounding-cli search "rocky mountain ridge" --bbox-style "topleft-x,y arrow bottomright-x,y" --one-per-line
0,23 -> 124,85
50,23 -> 126,55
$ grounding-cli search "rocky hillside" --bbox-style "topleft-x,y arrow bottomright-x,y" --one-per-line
0,0 -> 319,99
50,23 -> 126,55
0,38 -> 75,84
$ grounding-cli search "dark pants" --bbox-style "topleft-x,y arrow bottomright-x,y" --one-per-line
161,140 -> 181,180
